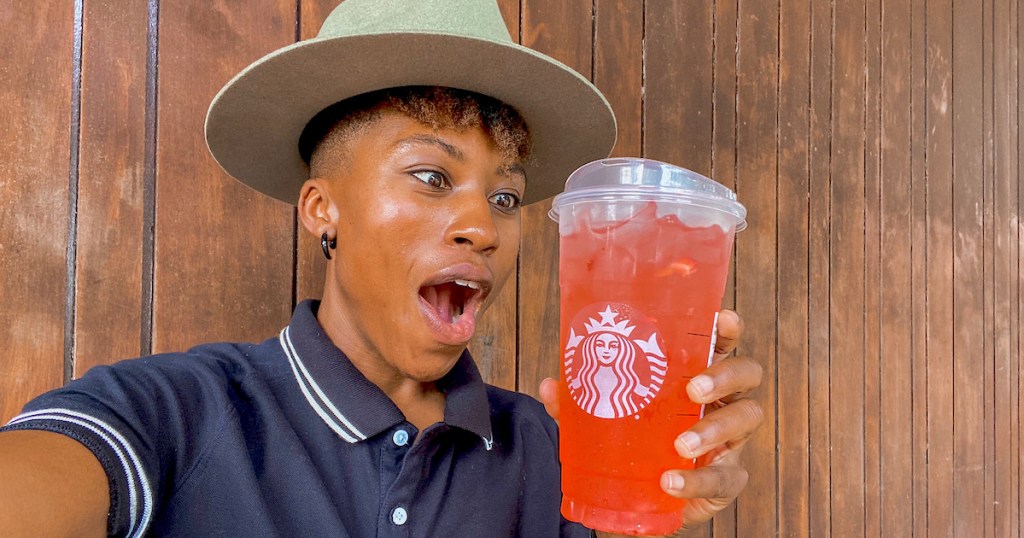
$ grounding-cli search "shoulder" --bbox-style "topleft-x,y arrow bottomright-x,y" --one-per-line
15,336 -> 289,437
485,385 -> 559,451
78,337 -> 285,394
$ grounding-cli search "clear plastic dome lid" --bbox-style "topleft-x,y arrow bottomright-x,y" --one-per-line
548,158 -> 747,231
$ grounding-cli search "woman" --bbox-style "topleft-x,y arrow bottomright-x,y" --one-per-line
0,1 -> 764,536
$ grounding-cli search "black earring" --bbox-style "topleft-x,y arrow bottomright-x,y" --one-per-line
321,232 -> 337,260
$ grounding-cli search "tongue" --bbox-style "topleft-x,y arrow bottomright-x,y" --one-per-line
419,282 -> 477,345
436,284 -> 453,322
422,283 -> 459,323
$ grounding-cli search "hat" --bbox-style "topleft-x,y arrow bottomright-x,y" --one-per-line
205,0 -> 617,205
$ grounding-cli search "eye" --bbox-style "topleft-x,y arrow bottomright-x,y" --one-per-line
489,191 -> 521,211
411,170 -> 450,189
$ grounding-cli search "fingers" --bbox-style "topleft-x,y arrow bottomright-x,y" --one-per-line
537,377 -> 559,420
686,355 -> 763,405
712,309 -> 744,363
660,461 -> 749,501
673,398 -> 764,459
660,443 -> 752,529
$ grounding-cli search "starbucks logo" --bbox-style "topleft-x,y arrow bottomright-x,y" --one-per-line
564,303 -> 667,419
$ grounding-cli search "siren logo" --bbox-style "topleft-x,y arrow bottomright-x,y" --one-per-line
564,303 -> 667,419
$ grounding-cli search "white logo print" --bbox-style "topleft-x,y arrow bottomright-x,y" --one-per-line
564,304 -> 667,419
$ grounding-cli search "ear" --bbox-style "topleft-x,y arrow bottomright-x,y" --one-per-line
298,178 -> 340,238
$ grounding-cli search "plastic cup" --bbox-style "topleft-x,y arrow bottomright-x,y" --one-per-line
548,158 -> 747,535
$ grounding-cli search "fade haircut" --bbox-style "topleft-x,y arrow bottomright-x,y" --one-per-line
300,86 -> 532,178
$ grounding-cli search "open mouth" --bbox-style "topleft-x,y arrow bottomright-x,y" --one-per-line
419,279 -> 481,324
417,274 -> 490,345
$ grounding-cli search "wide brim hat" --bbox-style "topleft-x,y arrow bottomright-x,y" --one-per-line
205,0 -> 617,206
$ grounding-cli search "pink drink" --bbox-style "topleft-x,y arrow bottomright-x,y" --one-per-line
549,159 -> 745,535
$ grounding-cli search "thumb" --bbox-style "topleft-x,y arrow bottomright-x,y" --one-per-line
538,377 -> 560,422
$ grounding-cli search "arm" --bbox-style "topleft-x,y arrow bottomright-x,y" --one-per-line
0,429 -> 109,537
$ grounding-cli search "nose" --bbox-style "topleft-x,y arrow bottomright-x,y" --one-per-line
445,192 -> 500,254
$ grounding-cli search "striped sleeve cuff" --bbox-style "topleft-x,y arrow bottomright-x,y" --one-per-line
3,408 -> 154,537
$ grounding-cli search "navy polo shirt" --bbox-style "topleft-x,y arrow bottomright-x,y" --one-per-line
2,300 -> 593,537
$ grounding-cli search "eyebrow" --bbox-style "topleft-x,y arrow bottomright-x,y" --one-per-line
498,163 -> 527,181
394,134 -> 464,160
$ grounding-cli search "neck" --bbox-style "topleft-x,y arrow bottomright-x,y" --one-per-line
386,383 -> 447,432
315,293 -> 447,432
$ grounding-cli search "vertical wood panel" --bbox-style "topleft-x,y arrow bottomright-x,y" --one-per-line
879,0 -> 916,534
776,0 -> 811,535
152,0 -> 295,352
829,0 -> 867,532
981,0 -> 998,535
0,3 -> 75,423
74,0 -> 148,373
926,0 -> 956,533
951,0 -> 987,533
807,0 -> 834,533
863,0 -> 882,534
909,0 -> 931,532
1019,5 -> 1024,535
993,0 -> 1021,535
733,0 -> 779,534
517,0 -> 592,399
594,0 -> 642,158
645,0 -> 713,175
711,0 -> 739,332
710,2 -> 739,533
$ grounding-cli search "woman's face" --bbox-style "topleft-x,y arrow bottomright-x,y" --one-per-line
594,333 -> 622,365
314,110 -> 524,386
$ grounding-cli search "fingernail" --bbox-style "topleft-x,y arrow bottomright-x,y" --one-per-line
676,431 -> 701,456
690,375 -> 714,399
661,472 -> 684,492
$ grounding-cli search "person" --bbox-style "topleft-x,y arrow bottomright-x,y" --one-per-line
0,1 -> 764,536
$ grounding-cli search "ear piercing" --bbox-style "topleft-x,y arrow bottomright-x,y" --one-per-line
321,232 -> 337,260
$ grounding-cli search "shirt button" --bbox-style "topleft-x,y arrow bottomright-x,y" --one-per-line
391,506 -> 408,526
392,429 -> 409,447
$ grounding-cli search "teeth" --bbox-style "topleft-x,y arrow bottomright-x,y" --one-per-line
453,279 -> 480,290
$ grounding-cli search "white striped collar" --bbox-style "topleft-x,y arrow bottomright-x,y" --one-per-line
281,300 -> 494,447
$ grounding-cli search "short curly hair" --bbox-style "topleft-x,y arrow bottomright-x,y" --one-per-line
301,86 -> 532,177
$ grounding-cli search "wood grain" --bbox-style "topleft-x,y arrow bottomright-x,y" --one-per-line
951,0 -> 987,532
73,0 -> 148,374
732,0 -> 779,534
152,0 -> 295,352
992,0 -> 1021,535
926,0 -> 956,533
712,0 -> 739,324
595,0 -> 642,158
909,0 -> 931,533
830,0 -> 868,533
879,0 -> 916,534
0,3 -> 75,423
644,0 -> 713,175
807,0 -> 834,533
863,0 -> 882,534
517,0 -> 592,399
776,0 -> 811,535
710,2 -> 739,533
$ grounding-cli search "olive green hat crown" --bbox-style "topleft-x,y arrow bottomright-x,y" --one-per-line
205,0 -> 617,205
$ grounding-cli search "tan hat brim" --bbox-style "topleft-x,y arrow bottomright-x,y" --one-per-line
205,32 -> 617,205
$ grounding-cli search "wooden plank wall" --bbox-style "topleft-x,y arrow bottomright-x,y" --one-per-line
0,1 -> 1020,536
